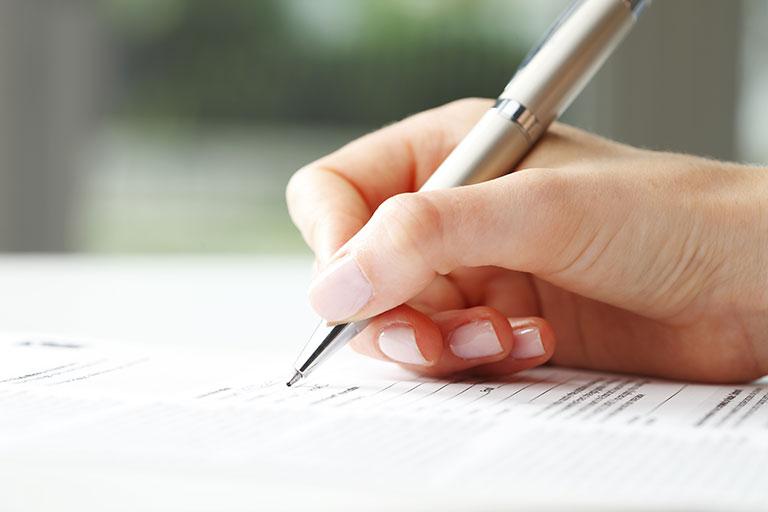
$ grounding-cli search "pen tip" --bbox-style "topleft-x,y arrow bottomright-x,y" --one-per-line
286,371 -> 302,387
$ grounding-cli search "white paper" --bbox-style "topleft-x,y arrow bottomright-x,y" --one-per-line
1,333 -> 766,512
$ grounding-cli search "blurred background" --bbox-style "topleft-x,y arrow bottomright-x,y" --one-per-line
0,0 -> 765,254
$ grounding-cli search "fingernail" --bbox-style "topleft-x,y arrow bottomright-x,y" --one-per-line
448,321 -> 503,359
308,256 -> 373,321
510,325 -> 545,359
378,324 -> 428,365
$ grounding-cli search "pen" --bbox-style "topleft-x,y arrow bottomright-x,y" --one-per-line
287,0 -> 649,387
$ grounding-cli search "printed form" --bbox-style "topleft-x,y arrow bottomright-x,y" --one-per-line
0,333 -> 766,511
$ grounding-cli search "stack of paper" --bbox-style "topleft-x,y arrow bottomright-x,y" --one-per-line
1,333 -> 766,511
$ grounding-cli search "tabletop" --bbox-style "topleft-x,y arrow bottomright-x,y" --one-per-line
0,255 -> 317,354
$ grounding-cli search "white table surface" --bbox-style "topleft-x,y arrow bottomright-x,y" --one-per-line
0,255 -> 317,354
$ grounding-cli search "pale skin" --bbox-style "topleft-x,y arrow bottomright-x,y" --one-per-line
286,98 -> 768,383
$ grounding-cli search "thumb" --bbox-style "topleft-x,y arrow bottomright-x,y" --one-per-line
308,168 -> 597,323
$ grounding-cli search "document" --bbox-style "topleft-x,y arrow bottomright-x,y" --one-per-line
1,333 -> 766,512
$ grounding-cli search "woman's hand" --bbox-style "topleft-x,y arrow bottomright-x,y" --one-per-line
286,98 -> 768,383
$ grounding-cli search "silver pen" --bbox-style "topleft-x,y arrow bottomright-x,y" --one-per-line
287,0 -> 649,387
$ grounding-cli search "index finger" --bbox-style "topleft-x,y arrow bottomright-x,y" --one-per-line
285,98 -> 492,264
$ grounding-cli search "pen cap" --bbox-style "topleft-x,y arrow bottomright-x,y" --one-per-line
501,0 -> 643,135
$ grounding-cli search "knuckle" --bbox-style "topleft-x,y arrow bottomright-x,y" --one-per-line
285,165 -> 330,247
285,165 -> 313,206
375,193 -> 445,266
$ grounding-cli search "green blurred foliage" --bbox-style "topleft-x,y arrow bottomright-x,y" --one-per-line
86,1 -> 534,253
106,0 -> 527,126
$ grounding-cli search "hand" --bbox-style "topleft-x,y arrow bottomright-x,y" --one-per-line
286,98 -> 768,383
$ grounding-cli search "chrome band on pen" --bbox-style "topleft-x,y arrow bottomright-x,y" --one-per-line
492,99 -> 539,140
